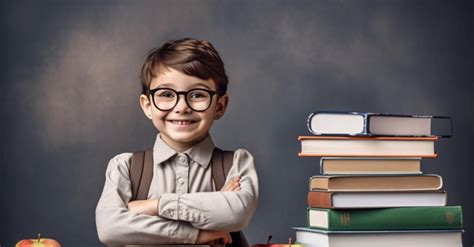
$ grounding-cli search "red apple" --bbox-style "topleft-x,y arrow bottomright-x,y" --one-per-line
16,234 -> 61,247
251,236 -> 303,247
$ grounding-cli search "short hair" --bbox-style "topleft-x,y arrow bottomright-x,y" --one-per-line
140,38 -> 229,96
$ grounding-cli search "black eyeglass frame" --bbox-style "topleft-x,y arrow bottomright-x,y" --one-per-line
148,87 -> 218,112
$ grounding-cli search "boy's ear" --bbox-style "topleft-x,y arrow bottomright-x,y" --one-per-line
214,94 -> 229,120
140,94 -> 153,119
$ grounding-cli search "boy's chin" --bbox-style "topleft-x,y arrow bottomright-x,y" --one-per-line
164,131 -> 207,145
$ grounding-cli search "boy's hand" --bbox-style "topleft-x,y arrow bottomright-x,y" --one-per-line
220,176 -> 241,192
196,230 -> 232,244
128,199 -> 159,216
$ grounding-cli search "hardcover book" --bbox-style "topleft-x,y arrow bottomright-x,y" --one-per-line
292,227 -> 463,247
309,174 -> 443,192
299,136 -> 438,157
124,245 -> 225,247
307,206 -> 463,230
320,157 -> 422,175
307,190 -> 447,208
307,111 -> 452,137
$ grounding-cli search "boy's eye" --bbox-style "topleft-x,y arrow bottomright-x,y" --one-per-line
188,90 -> 209,100
157,90 -> 175,98
189,92 -> 206,98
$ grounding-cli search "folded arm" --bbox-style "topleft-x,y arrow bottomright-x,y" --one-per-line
158,149 -> 259,231
95,153 -> 200,245
128,176 -> 241,215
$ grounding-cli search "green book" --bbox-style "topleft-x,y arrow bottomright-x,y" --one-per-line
307,206 -> 463,231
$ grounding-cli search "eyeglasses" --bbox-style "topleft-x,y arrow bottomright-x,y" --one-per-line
148,87 -> 217,112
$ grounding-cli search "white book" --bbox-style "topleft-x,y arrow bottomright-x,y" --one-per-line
299,136 -> 438,158
307,191 -> 447,208
293,227 -> 463,247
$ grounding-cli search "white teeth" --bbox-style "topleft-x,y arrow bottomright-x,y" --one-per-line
170,120 -> 194,125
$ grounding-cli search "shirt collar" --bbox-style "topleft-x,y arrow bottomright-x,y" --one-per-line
153,133 -> 215,168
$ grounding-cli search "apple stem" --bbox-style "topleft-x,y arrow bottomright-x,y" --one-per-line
37,233 -> 41,243
288,237 -> 292,247
266,235 -> 272,245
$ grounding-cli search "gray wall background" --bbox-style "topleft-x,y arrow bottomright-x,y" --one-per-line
1,0 -> 473,246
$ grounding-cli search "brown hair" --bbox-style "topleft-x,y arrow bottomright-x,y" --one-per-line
140,38 -> 228,96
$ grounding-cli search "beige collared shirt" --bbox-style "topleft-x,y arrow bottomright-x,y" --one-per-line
96,134 -> 259,246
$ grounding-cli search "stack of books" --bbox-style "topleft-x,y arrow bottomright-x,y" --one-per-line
293,111 -> 463,247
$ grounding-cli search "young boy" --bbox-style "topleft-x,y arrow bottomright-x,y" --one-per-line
95,38 -> 259,246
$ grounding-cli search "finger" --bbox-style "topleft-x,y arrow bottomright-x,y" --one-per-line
220,184 -> 229,192
221,180 -> 233,191
207,240 -> 217,245
218,234 -> 229,244
221,177 -> 240,191
223,181 -> 235,191
229,181 -> 241,191
227,176 -> 239,184
225,232 -> 232,244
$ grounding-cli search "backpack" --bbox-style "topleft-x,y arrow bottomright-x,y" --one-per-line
129,147 -> 248,247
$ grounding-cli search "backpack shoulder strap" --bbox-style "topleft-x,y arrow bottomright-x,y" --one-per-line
211,147 -> 235,190
130,148 -> 154,201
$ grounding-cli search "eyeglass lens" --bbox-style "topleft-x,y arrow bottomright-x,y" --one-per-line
153,88 -> 213,111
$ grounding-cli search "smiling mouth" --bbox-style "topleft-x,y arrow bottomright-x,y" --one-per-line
167,120 -> 198,125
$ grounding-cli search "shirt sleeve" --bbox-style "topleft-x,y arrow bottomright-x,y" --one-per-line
95,153 -> 200,246
158,149 -> 259,232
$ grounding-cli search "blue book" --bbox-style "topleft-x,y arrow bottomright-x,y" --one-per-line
307,111 -> 451,137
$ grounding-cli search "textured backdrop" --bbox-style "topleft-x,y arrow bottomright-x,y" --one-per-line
1,0 -> 473,246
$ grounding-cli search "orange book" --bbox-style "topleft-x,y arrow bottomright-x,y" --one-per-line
298,136 -> 438,158
320,157 -> 422,175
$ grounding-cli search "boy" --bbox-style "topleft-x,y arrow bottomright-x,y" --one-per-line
95,38 -> 259,246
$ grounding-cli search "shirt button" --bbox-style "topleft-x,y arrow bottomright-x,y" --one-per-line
178,177 -> 185,185
178,155 -> 187,163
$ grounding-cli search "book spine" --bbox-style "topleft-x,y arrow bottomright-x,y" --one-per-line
306,111 -> 369,136
308,206 -> 463,231
319,157 -> 324,174
307,191 -> 333,208
307,112 -> 317,135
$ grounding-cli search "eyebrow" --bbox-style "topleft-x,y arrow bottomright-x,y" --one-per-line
192,83 -> 212,90
156,82 -> 213,90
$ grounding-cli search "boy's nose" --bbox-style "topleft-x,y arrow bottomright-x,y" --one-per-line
173,95 -> 191,113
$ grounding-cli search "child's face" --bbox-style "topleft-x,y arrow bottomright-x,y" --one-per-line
140,67 -> 228,151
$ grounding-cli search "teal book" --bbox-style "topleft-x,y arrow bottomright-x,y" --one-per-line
307,206 -> 463,230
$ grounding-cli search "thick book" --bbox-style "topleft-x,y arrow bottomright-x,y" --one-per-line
124,245 -> 225,247
307,111 -> 452,137
299,136 -> 438,157
292,227 -> 463,247
309,174 -> 443,192
320,157 -> 422,175
307,206 -> 463,230
307,190 -> 447,208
